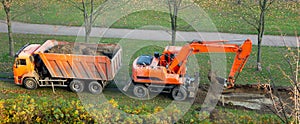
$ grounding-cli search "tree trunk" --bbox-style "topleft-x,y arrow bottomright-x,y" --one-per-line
172,0 -> 178,45
2,0 -> 14,57
257,33 -> 262,71
84,16 -> 91,43
7,12 -> 14,57
171,13 -> 177,45
82,0 -> 90,43
171,26 -> 176,45
168,0 -> 179,45
85,24 -> 91,43
87,0 -> 94,43
169,10 -> 176,45
256,9 -> 265,72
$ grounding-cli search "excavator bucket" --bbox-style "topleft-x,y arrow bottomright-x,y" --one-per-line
208,71 -> 227,87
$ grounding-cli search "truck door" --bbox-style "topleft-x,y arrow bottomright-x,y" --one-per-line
13,58 -> 29,84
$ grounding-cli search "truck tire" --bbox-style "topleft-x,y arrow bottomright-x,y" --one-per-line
133,84 -> 149,98
172,86 -> 187,101
88,81 -> 103,94
69,80 -> 84,93
23,78 -> 38,90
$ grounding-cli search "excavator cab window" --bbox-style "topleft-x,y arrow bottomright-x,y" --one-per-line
165,53 -> 175,63
170,54 -> 175,59
165,54 -> 169,62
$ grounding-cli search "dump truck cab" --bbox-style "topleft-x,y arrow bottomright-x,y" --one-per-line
13,44 -> 40,85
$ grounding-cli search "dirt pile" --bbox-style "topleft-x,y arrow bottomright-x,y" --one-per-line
47,43 -> 120,58
48,44 -> 74,54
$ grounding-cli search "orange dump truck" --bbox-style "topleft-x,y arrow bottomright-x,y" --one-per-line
13,40 -> 122,94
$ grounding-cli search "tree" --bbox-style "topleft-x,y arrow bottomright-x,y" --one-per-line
265,34 -> 299,123
1,0 -> 45,56
237,0 -> 275,71
167,0 -> 182,45
59,0 -> 108,43
1,0 -> 14,57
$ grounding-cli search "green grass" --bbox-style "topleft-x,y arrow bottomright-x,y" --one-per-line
0,0 -> 298,35
195,1 -> 300,35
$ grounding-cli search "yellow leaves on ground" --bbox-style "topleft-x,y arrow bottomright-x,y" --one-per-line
0,95 -> 186,123
108,98 -> 118,108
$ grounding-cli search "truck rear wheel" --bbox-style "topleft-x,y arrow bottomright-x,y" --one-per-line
23,78 -> 38,90
88,81 -> 103,94
133,84 -> 149,98
172,86 -> 187,101
69,80 -> 84,93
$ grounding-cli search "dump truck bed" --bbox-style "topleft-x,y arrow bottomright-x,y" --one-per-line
35,40 -> 122,81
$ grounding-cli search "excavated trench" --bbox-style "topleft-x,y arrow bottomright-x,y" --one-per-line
195,84 -> 292,112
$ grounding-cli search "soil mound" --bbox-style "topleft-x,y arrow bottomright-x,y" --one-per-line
47,43 -> 120,58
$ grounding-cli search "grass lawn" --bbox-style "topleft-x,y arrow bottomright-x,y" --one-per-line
0,1 -> 299,35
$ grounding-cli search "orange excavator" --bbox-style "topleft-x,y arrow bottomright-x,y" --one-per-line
130,39 -> 252,100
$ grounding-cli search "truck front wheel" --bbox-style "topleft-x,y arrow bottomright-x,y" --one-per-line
88,81 -> 103,94
69,80 -> 84,93
23,78 -> 38,90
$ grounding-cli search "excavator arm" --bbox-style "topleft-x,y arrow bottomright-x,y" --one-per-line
167,39 -> 252,87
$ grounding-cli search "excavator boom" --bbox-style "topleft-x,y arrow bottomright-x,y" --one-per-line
164,39 -> 252,87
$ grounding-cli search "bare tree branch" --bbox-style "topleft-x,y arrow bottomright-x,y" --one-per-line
90,0 -> 94,25
59,0 -> 84,12
178,4 -> 192,10
266,68 -> 290,123
91,0 -> 110,24
266,105 -> 286,123
279,33 -> 300,93
265,0 -> 275,10
167,0 -> 173,16
11,5 -> 40,20
241,16 -> 259,30
259,0 -> 263,10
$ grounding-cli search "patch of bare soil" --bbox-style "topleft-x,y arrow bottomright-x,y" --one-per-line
48,43 -> 120,58
195,84 -> 292,114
